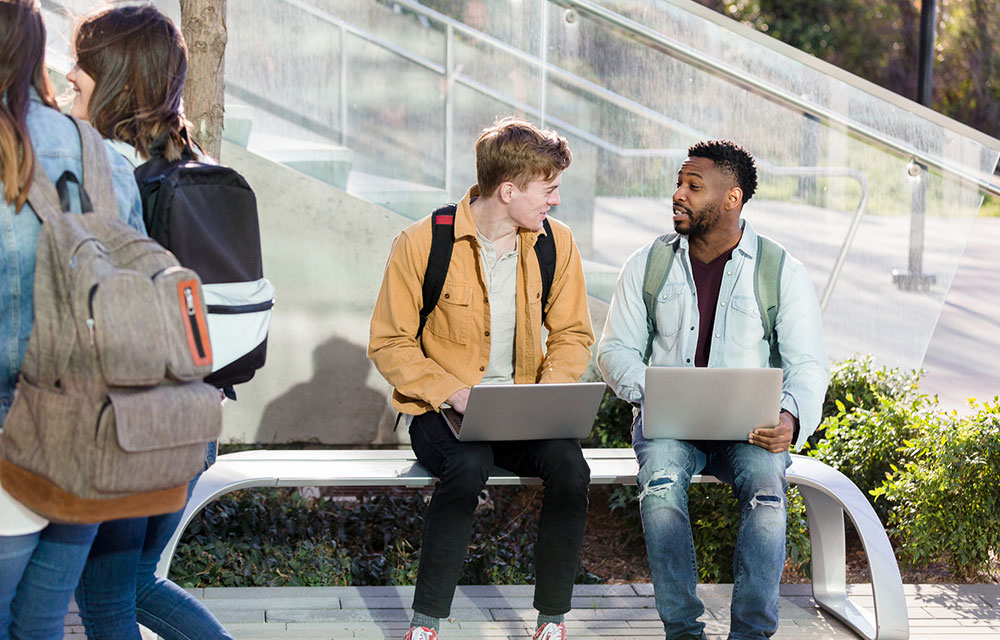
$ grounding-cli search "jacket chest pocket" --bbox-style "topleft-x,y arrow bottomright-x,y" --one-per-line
728,295 -> 765,349
425,282 -> 473,345
653,283 -> 687,337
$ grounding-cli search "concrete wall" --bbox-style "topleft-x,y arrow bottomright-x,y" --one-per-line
218,142 -> 407,447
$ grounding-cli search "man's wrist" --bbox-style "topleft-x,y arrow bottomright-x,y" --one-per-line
781,409 -> 800,444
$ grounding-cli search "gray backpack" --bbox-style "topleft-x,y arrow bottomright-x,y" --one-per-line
0,117 -> 221,524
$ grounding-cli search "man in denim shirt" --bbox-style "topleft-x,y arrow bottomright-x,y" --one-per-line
597,141 -> 829,640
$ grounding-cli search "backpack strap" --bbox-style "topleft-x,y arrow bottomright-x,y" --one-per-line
641,233 -> 680,364
416,204 -> 458,340
754,234 -> 786,368
534,218 -> 556,323
68,116 -> 117,218
24,164 -> 64,223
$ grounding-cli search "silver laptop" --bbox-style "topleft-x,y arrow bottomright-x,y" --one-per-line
641,367 -> 782,440
441,382 -> 606,441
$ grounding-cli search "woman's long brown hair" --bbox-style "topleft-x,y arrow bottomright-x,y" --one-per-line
0,0 -> 57,209
74,4 -> 191,161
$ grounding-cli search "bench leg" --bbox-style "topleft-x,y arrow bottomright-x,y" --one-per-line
798,484 -> 908,639
155,466 -> 277,579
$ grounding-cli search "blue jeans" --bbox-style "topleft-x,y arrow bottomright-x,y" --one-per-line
633,419 -> 790,640
75,442 -> 231,640
0,522 -> 99,640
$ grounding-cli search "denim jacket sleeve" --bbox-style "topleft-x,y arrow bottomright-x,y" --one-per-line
774,255 -> 830,448
597,244 -> 651,404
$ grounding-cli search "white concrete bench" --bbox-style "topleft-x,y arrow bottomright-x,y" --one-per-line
157,449 -> 908,640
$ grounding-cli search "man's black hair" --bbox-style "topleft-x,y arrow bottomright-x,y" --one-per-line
687,140 -> 758,204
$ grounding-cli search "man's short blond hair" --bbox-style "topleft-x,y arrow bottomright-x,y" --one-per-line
475,117 -> 572,197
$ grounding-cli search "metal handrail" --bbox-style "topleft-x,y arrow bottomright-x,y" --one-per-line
554,0 -> 1000,198
264,0 -> 873,310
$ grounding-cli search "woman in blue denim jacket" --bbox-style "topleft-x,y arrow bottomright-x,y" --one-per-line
0,2 -> 144,639
66,6 -> 233,640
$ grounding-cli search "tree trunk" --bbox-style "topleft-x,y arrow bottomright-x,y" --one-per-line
180,0 -> 227,160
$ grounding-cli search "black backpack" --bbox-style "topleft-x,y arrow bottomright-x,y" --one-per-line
134,142 -> 273,392
416,203 -> 556,339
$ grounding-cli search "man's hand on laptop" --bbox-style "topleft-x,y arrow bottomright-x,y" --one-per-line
447,388 -> 471,414
748,412 -> 795,453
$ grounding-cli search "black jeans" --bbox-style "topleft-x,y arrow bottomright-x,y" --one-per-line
408,412 -> 590,618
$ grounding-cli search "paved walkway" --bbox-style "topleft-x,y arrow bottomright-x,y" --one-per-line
64,583 -> 1000,639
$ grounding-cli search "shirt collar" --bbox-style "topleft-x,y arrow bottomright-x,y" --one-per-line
456,184 -> 547,247
455,185 -> 481,240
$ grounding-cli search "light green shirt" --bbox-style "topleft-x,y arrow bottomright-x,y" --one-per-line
477,230 -> 518,385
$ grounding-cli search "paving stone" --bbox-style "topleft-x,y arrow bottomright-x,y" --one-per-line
570,585 -> 640,596
202,596 -> 343,611
569,596 -> 656,609
265,609 -> 411,623
454,585 -> 535,596
207,608 -> 266,624
921,607 -> 967,619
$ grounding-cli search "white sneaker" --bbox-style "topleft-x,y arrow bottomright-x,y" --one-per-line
533,622 -> 567,640
403,626 -> 438,640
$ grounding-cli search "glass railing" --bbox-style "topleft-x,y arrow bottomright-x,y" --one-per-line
41,0 -> 1000,446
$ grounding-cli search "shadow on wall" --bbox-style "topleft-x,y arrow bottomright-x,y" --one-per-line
256,335 -> 386,445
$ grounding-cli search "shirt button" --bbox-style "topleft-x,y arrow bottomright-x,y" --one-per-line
720,302 -> 726,307
727,271 -> 732,276
479,366 -> 485,372
484,297 -> 489,303
690,326 -> 695,331
715,333 -> 721,338
686,358 -> 691,363
536,292 -> 541,298
484,331 -> 490,336
444,293 -> 450,299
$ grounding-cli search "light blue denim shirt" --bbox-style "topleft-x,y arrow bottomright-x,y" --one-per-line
597,220 -> 830,449
0,96 -> 144,421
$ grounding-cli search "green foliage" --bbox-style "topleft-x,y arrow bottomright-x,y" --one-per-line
821,354 -> 921,419
584,388 -> 634,449
810,392 -> 934,521
171,486 -> 543,587
873,399 -> 1000,578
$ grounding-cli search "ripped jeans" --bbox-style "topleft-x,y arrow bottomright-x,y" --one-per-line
633,418 -> 790,640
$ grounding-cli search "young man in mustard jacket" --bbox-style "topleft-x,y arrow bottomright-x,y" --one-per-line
368,117 -> 594,640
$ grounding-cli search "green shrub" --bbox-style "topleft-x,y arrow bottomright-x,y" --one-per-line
874,399 -> 1000,578
821,354 -> 921,418
172,486 -> 544,587
584,388 -> 633,449
808,393 -> 934,521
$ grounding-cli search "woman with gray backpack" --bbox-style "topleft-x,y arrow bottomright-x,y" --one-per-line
65,5 -> 234,640
0,1 -> 145,638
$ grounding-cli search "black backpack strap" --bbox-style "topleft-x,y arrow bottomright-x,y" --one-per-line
417,204 -> 458,340
534,218 -> 556,323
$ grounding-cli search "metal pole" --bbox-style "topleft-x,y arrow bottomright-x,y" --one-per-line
539,1 -> 549,127
893,0 -> 937,291
339,24 -> 348,147
917,0 -> 936,107
445,24 -> 454,198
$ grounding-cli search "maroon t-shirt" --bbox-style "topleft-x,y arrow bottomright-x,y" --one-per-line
690,244 -> 738,367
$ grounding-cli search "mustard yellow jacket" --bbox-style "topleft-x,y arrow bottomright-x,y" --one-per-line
368,186 -> 595,415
